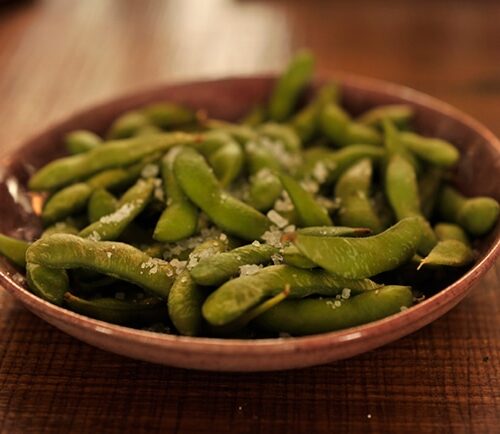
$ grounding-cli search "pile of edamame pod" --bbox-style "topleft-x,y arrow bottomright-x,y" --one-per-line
1,51 -> 499,338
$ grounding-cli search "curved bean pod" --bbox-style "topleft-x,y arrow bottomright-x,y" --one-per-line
0,234 -> 29,267
418,240 -> 474,269
268,50 -> 314,122
254,285 -> 413,335
190,243 -> 279,286
26,262 -> 69,306
65,130 -> 102,155
26,234 -> 175,297
79,178 -> 154,241
335,158 -> 383,233
293,217 -> 423,279
434,223 -> 470,245
154,149 -> 198,242
291,82 -> 339,142
400,132 -> 459,167
29,132 -> 197,191
107,111 -> 151,139
279,173 -> 332,227
174,148 -> 271,241
142,102 -> 195,129
202,264 -> 381,326
64,293 -> 167,325
358,104 -> 414,129
87,189 -> 118,223
42,183 -> 93,225
258,123 -> 301,152
169,239 -> 228,336
320,103 -> 382,147
437,186 -> 499,236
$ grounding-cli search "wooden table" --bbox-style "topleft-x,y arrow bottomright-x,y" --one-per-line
0,1 -> 498,432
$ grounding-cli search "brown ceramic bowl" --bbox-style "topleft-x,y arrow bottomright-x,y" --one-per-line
0,75 -> 499,371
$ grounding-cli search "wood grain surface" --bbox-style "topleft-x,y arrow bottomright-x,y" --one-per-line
0,1 -> 499,433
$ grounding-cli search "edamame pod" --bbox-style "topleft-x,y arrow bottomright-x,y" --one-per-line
202,264 -> 381,325
26,262 -> 69,306
293,217 -> 423,279
279,173 -> 332,227
190,243 -> 279,286
65,130 -> 102,155
174,148 -> 271,241
0,234 -> 29,267
358,104 -> 414,129
169,239 -> 228,336
143,102 -> 195,129
400,132 -> 459,167
254,285 -> 413,335
64,293 -> 167,325
258,123 -> 301,152
320,103 -> 382,146
434,223 -> 470,245
29,132 -> 197,191
87,189 -> 118,223
269,51 -> 314,122
26,234 -> 175,297
107,111 -> 151,139
437,186 -> 500,236
153,149 -> 198,242
418,239 -> 474,269
42,183 -> 93,225
79,178 -> 154,241
335,158 -> 383,233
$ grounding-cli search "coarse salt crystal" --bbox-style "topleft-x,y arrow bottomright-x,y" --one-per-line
267,210 -> 288,229
239,264 -> 263,276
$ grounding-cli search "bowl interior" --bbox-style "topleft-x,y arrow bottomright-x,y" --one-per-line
0,75 -> 499,370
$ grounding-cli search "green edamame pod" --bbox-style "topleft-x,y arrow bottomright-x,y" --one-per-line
268,50 -> 314,122
107,111 -> 151,139
174,148 -> 271,241
281,244 -> 316,269
419,167 -> 444,219
202,264 -> 381,326
142,102 -> 195,129
26,234 -> 175,297
29,132 -> 197,191
248,168 -> 283,212
0,234 -> 29,267
382,119 -> 421,172
291,82 -> 339,142
153,149 -> 198,242
26,262 -> 68,305
385,154 -> 437,254
335,158 -> 383,233
190,243 -> 279,286
87,189 -> 118,223
418,240 -> 474,269
41,221 -> 80,237
400,132 -> 459,168
79,178 -> 154,241
301,145 -> 386,184
64,293 -> 166,325
279,173 -> 332,227
293,217 -> 423,279
205,119 -> 257,145
358,104 -> 414,129
42,183 -> 93,225
434,223 -> 470,245
320,103 -> 382,147
258,123 -> 301,152
198,132 -> 244,187
437,186 -> 500,236
296,226 -> 372,237
254,285 -> 413,335
169,239 -> 227,336
65,130 -> 102,155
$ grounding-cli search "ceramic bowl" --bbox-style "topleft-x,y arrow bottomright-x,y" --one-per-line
0,75 -> 499,371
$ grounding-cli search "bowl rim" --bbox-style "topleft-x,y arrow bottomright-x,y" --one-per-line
1,72 -> 499,358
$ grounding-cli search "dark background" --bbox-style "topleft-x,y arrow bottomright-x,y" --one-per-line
0,1 -> 499,433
